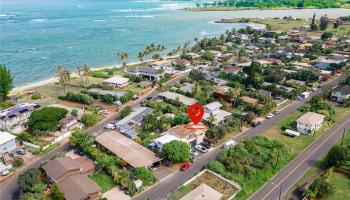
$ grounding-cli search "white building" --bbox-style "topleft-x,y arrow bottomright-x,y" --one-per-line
125,66 -> 166,81
331,85 -> 350,103
152,134 -> 181,150
203,102 -> 232,125
0,131 -> 17,153
158,91 -> 198,106
296,112 -> 325,135
102,76 -> 129,88
0,103 -> 40,133
161,123 -> 207,147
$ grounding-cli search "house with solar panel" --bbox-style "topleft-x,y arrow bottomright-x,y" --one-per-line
0,103 -> 40,133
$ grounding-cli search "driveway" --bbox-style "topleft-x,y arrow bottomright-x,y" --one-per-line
103,186 -> 131,200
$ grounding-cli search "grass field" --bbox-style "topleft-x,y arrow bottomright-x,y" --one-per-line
90,171 -> 117,193
325,172 -> 350,200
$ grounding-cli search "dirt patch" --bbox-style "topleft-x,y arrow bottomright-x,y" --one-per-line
264,127 -> 281,140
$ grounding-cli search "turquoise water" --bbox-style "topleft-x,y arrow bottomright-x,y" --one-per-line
1,0 -> 349,86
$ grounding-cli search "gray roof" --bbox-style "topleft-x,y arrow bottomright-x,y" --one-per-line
334,85 -> 350,94
0,103 -> 39,121
116,107 -> 153,127
88,88 -> 126,98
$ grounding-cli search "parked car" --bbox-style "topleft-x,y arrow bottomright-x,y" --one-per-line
273,110 -> 280,115
140,100 -> 146,106
252,121 -> 262,127
200,142 -> 212,149
115,100 -> 122,106
146,96 -> 153,100
195,145 -> 208,153
100,109 -> 109,114
15,149 -> 26,155
180,162 -> 191,171
9,152 -> 19,158
104,123 -> 116,129
266,113 -> 274,119
1,170 -> 10,176
190,149 -> 199,157
133,96 -> 139,100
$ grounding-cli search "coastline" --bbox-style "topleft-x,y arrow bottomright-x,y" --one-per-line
186,6 -> 350,12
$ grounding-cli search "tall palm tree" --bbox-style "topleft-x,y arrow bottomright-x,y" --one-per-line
137,52 -> 144,62
117,52 -> 128,68
82,64 -> 90,85
76,67 -> 83,84
208,112 -> 216,126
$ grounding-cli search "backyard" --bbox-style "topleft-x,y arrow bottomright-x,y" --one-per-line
90,171 -> 117,193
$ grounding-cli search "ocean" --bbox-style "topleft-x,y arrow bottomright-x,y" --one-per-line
0,0 -> 349,86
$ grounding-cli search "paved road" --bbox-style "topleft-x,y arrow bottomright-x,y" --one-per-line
0,72 -> 188,200
249,114 -> 350,200
133,75 -> 346,200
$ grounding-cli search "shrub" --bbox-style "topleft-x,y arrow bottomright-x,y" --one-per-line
17,168 -> 42,193
120,92 -> 134,104
51,183 -> 64,200
12,157 -> 24,167
71,109 -> 78,117
59,92 -> 94,104
120,106 -> 132,118
162,140 -> 190,162
134,167 -> 157,186
31,92 -> 41,100
102,94 -> 116,104
90,71 -> 112,78
124,74 -> 142,83
28,107 -> 68,132
81,113 -> 100,127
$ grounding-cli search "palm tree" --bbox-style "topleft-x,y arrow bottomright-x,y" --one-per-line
55,65 -> 64,86
137,52 -> 144,62
55,66 -> 71,91
76,67 -> 83,84
208,112 -> 216,126
117,52 -> 128,68
82,64 -> 90,85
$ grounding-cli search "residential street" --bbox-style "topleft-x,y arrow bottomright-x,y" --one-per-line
0,72 -> 188,200
249,114 -> 350,200
132,75 -> 346,200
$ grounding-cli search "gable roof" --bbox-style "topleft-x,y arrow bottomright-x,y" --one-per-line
42,157 -> 81,182
0,131 -> 16,145
204,102 -> 222,112
334,85 -> 350,95
296,112 -> 325,126
180,183 -> 223,200
166,123 -> 207,139
58,174 -> 100,200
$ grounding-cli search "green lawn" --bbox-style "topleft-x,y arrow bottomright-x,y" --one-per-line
167,185 -> 191,200
325,172 -> 350,200
90,171 -> 117,193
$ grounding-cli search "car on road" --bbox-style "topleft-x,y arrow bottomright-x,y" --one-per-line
190,149 -> 199,157
9,152 -> 19,158
100,109 -> 109,114
195,145 -> 208,153
146,96 -> 153,100
180,162 -> 191,171
140,100 -> 146,106
266,113 -> 274,119
252,121 -> 262,127
200,142 -> 212,149
104,123 -> 116,129
114,100 -> 122,106
1,170 -> 10,176
224,140 -> 237,149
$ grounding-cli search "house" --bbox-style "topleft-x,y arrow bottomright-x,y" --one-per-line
116,107 -> 153,128
150,60 -> 172,68
257,89 -> 272,97
87,88 -> 127,99
212,86 -> 236,102
95,131 -> 161,168
43,157 -> 101,200
102,76 -> 129,88
330,85 -> 350,103
0,131 -> 16,153
296,112 -> 325,135
58,174 -> 101,200
59,116 -> 83,133
158,91 -> 198,106
125,66 -> 166,81
135,81 -> 153,96
241,96 -> 259,105
0,103 -> 40,133
314,57 -> 344,70
179,83 -> 195,93
74,156 -> 96,174
163,123 -> 207,147
203,102 -> 232,125
152,134 -> 181,150
42,156 -> 82,183
224,66 -> 242,74
180,183 -> 223,200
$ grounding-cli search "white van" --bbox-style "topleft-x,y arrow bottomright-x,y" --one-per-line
224,140 -> 237,149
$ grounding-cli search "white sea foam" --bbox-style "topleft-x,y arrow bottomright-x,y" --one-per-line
76,5 -> 85,8
93,19 -> 106,22
31,18 -> 48,23
0,13 -> 16,17
112,9 -> 149,12
133,0 -> 160,3
124,15 -> 155,18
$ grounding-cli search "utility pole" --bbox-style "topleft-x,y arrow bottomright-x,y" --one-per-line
341,128 -> 346,145
279,185 -> 283,200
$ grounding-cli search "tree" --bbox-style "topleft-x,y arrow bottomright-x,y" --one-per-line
22,192 -> 44,200
137,52 -> 144,62
12,157 -> 24,167
308,176 -> 334,198
28,107 -> 68,132
189,69 -> 205,81
81,113 -> 100,127
51,183 -> 64,200
18,168 -> 42,193
120,106 -> 132,118
82,64 -> 90,84
327,145 -> 350,167
207,112 -> 216,126
71,109 -> 78,117
162,140 -> 190,162
134,167 -> 157,186
320,15 -> 329,30
0,65 -> 14,100
321,32 -> 333,41
102,94 -> 116,104
117,52 -> 129,67
310,13 -> 318,31
55,66 -> 71,91
244,61 -> 263,88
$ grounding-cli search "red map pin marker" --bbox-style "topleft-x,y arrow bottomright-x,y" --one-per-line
187,103 -> 204,125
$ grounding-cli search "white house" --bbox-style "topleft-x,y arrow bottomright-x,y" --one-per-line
331,85 -> 350,103
161,123 -> 207,147
296,112 -> 325,135
152,134 -> 181,150
125,66 -> 166,81
102,76 -> 129,88
203,102 -> 232,125
0,131 -> 17,153
0,103 -> 40,133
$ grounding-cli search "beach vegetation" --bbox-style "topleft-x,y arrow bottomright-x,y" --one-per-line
117,52 -> 129,68
55,65 -> 71,91
28,107 -> 68,133
31,92 -> 41,100
0,65 -> 14,100
59,92 -> 95,104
